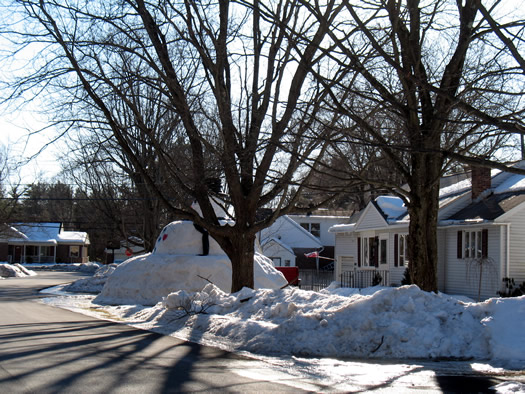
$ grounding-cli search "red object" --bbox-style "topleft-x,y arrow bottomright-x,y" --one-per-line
162,234 -> 168,241
304,251 -> 319,258
275,266 -> 300,286
125,248 -> 132,257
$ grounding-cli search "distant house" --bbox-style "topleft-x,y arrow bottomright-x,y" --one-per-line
104,237 -> 145,264
288,210 -> 351,268
330,162 -> 525,300
0,223 -> 90,264
260,213 -> 351,270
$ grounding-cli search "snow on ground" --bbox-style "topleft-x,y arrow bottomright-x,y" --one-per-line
0,263 -> 37,278
63,264 -> 117,293
37,220 -> 525,390
42,280 -> 525,391
94,220 -> 287,305
25,261 -> 101,273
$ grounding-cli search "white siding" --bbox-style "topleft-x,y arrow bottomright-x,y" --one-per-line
288,215 -> 347,246
356,206 -> 387,230
443,226 -> 501,300
334,233 -> 357,278
437,230 -> 446,291
261,241 -> 296,267
507,208 -> 525,284
388,232 -> 408,286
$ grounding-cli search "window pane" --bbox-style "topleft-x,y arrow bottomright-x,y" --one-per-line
363,238 -> 369,266
311,223 -> 321,238
476,231 -> 482,258
300,223 -> 309,231
70,246 -> 80,258
380,239 -> 387,264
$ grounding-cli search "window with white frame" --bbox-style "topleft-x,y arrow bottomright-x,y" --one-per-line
464,230 -> 483,259
360,236 -> 377,267
300,222 -> 321,238
70,245 -> 80,258
397,234 -> 408,267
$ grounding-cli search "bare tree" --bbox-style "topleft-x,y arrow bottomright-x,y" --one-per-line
302,0 -> 525,291
2,0 -> 346,292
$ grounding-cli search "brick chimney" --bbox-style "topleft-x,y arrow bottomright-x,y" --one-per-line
471,166 -> 491,200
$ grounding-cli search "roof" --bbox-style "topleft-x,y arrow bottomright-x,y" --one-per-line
261,237 -> 296,255
4,223 -> 89,245
329,161 -> 525,232
260,215 -> 323,248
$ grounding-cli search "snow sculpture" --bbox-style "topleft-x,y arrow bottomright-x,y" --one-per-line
96,220 -> 288,306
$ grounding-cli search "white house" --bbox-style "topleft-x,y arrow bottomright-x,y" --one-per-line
330,163 -> 525,300
260,215 -> 324,268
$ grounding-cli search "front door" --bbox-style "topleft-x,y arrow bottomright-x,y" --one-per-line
14,246 -> 22,263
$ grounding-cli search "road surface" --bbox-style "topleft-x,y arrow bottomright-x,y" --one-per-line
0,271 -> 323,393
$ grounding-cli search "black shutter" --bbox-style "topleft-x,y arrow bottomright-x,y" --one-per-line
394,234 -> 398,267
482,229 -> 488,258
357,237 -> 361,267
457,231 -> 463,259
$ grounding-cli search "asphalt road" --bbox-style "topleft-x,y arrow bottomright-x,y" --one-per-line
0,271 -> 322,393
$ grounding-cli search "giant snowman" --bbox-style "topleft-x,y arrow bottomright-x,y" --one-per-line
96,217 -> 288,306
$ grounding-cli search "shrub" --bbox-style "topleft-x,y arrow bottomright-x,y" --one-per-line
498,277 -> 525,297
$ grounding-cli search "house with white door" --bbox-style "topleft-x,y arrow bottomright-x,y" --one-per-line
330,163 -> 525,300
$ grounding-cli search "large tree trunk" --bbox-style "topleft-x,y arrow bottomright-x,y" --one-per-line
219,231 -> 256,293
407,153 -> 442,292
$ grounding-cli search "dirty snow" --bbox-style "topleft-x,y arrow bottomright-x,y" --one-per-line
0,263 -> 36,278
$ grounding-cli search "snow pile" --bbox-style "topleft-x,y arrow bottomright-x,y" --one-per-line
95,221 -> 287,306
0,263 -> 37,278
162,284 -> 496,360
96,252 -> 286,306
63,264 -> 117,293
27,262 -> 101,273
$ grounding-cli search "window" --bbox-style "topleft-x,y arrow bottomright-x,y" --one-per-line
358,236 -> 378,267
70,245 -> 80,258
458,229 -> 487,259
40,246 -> 55,257
300,222 -> 321,238
284,259 -> 291,267
379,238 -> 388,265
394,234 -> 409,267
26,245 -> 38,257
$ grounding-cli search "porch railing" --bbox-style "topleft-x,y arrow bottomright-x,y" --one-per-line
340,269 -> 389,289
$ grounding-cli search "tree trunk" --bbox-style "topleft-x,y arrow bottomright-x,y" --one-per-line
220,231 -> 256,293
407,153 -> 441,292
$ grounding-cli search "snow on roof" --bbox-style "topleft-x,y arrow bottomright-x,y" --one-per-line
260,215 -> 323,248
7,223 -> 89,245
58,231 -> 90,245
329,223 -> 355,233
439,177 -> 471,198
10,223 -> 61,244
375,196 -> 407,220
261,237 -> 295,255
494,173 -> 525,194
